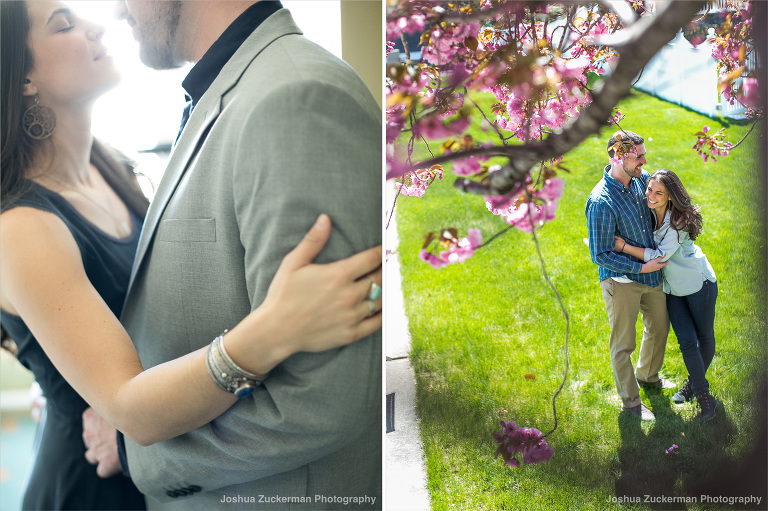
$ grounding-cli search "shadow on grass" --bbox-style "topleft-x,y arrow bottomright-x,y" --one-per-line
614,393 -> 689,509
413,347 -> 767,510
614,383 -> 767,510
414,362 -> 665,503
681,381 -> 768,510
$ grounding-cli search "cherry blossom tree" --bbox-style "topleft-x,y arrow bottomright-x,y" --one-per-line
387,0 -> 763,247
386,0 -> 765,467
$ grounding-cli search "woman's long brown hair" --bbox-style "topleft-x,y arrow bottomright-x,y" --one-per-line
652,168 -> 704,241
1,1 -> 42,207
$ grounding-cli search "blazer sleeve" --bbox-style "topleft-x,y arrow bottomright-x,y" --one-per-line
230,80 -> 383,476
123,77 -> 382,498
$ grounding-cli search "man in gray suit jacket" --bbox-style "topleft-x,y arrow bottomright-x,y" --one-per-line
85,1 -> 382,509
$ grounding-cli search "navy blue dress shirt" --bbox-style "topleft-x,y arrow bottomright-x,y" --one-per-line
176,1 -> 283,139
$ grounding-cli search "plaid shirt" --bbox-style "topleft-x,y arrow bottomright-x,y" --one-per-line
585,166 -> 661,286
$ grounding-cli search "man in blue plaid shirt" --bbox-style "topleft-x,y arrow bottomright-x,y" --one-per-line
585,130 -> 670,421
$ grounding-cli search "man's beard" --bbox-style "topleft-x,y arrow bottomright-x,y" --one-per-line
623,163 -> 640,179
137,1 -> 184,70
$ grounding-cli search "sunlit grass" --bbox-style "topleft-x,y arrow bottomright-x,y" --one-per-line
394,90 -> 766,510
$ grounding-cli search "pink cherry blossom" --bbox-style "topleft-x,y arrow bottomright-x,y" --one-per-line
386,13 -> 426,40
608,109 -> 625,126
421,21 -> 482,66
451,155 -> 485,176
693,126 -> 733,163
412,114 -> 471,140
738,77 -> 762,109
395,166 -> 444,197
538,177 -> 565,200
386,155 -> 410,180
386,41 -> 396,58
493,420 -> 554,468
419,228 -> 483,268
485,178 -> 564,232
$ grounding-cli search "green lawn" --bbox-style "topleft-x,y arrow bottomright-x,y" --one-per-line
393,90 -> 767,510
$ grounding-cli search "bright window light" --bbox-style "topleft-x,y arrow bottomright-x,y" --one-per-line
66,1 -> 341,158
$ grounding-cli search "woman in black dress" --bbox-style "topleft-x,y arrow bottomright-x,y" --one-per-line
0,2 -> 382,509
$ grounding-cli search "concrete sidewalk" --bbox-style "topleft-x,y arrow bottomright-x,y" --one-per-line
384,184 -> 430,511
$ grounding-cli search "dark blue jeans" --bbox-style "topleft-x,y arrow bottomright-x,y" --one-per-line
666,280 -> 718,395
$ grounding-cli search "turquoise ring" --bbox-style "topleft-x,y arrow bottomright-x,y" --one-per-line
367,279 -> 382,301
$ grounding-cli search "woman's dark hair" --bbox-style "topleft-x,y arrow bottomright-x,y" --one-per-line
0,3 -> 149,358
1,1 -> 41,207
651,168 -> 703,241
0,2 -> 34,355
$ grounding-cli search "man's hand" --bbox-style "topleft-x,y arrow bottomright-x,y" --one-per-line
82,407 -> 122,478
640,257 -> 667,273
29,382 -> 45,423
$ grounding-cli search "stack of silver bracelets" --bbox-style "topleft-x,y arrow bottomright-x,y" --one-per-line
205,332 -> 266,398
205,279 -> 382,398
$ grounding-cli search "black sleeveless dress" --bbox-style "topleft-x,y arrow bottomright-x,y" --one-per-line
1,160 -> 148,510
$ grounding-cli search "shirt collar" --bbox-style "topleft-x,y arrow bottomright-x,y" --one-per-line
181,1 -> 283,106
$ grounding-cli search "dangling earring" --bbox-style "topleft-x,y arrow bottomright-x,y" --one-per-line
22,95 -> 56,140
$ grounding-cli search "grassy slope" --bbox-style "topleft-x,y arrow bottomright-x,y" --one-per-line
394,90 -> 766,510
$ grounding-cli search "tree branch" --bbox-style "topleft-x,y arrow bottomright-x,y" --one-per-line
456,0 -> 705,196
401,1 -> 707,196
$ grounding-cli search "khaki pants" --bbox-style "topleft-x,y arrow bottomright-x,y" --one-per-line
600,278 -> 669,408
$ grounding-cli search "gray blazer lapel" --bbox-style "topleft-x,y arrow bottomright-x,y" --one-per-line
127,103 -> 219,288
218,9 -> 302,79
126,8 -> 303,290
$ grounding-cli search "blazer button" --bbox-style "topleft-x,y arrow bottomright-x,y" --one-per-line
166,490 -> 180,498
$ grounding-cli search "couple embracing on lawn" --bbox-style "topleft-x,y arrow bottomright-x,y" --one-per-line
586,130 -> 719,423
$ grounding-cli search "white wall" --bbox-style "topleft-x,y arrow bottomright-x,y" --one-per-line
633,30 -> 748,119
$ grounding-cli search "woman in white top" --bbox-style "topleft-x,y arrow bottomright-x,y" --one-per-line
613,169 -> 718,421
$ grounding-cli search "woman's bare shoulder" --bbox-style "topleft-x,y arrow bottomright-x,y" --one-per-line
1,207 -> 81,270
1,206 -> 72,242
0,207 -> 83,314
